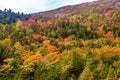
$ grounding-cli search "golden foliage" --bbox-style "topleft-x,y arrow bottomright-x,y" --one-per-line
0,64 -> 12,72
16,19 -> 23,27
20,52 -> 43,72
3,58 -> 14,64
93,46 -> 120,61
78,66 -> 93,80
0,58 -> 14,72
2,38 -> 11,46
20,51 -> 34,60
46,44 -> 59,53
61,64 -> 72,73
13,41 -> 24,51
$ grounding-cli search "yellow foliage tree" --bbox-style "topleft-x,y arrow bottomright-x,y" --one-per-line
16,19 -> 23,27
20,51 -> 43,72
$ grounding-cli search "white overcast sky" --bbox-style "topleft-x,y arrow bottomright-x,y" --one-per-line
0,0 -> 95,13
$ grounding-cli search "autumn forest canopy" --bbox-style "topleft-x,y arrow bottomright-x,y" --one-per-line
0,0 -> 120,80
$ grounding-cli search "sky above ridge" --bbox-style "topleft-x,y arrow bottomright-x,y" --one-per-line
0,0 -> 95,13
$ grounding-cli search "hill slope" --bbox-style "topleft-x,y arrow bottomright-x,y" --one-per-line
33,0 -> 120,19
0,0 -> 120,80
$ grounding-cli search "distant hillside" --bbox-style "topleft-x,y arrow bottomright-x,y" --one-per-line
33,0 -> 120,19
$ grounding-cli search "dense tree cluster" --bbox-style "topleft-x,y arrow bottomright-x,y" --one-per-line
0,9 -> 30,24
0,0 -> 120,80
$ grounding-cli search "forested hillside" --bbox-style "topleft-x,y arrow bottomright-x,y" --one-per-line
0,0 -> 120,80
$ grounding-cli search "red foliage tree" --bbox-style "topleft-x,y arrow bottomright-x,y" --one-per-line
103,31 -> 113,39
